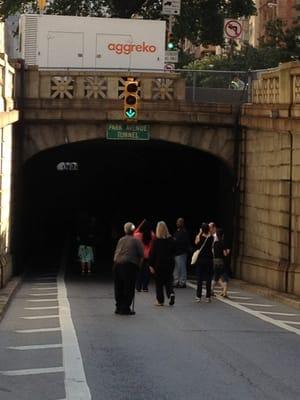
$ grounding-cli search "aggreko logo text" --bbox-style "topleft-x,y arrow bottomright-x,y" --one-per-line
108,42 -> 157,55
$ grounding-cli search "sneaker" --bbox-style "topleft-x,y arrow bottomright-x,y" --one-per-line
205,297 -> 211,303
120,310 -> 136,315
155,302 -> 164,306
169,294 -> 175,306
195,296 -> 201,303
142,289 -> 149,292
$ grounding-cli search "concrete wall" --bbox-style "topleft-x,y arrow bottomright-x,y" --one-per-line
238,62 -> 300,296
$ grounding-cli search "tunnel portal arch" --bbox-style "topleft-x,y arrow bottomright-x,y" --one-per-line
23,123 -> 235,169
21,137 -> 235,271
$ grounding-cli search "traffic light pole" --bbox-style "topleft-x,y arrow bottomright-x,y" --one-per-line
168,15 -> 174,34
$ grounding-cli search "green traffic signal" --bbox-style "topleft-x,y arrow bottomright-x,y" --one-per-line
125,108 -> 137,119
167,32 -> 176,50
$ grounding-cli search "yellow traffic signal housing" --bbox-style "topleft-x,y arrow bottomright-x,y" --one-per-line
124,78 -> 139,121
37,0 -> 47,11
167,32 -> 175,50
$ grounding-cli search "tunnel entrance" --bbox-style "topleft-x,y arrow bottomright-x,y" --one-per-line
21,139 -> 234,274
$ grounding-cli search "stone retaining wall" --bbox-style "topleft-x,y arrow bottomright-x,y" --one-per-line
238,61 -> 300,296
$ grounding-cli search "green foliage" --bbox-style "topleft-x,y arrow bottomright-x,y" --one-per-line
184,45 -> 300,73
260,18 -> 300,52
46,0 -> 106,17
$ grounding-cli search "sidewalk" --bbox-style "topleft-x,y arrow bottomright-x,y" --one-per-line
230,279 -> 300,310
188,276 -> 300,309
0,275 -> 22,322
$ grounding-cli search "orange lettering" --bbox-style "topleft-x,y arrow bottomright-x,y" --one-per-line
107,42 -> 157,55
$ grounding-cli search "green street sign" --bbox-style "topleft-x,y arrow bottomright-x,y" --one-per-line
106,123 -> 150,140
125,108 -> 137,119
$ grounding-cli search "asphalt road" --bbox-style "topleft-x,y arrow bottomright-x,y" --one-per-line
0,270 -> 300,400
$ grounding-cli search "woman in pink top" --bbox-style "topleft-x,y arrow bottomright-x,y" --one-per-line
134,219 -> 155,292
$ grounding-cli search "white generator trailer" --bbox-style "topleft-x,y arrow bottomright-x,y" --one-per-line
19,14 -> 166,70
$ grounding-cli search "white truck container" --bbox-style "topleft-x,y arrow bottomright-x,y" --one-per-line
19,14 -> 166,70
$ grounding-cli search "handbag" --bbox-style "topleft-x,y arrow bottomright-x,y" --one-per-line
191,236 -> 209,265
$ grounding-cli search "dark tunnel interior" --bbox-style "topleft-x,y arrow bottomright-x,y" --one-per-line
21,139 -> 235,274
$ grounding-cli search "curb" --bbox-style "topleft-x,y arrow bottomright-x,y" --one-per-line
188,276 -> 300,310
0,275 -> 23,322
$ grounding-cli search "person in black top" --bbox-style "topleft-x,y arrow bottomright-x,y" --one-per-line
173,217 -> 191,288
212,228 -> 231,297
194,223 -> 214,302
149,221 -> 176,306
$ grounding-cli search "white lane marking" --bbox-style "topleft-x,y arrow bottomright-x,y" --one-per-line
8,344 -> 62,350
58,270 -> 91,399
278,321 -> 300,325
187,282 -> 300,336
27,299 -> 58,302
28,293 -> 57,296
21,315 -> 59,320
25,306 -> 59,310
260,311 -> 299,316
16,327 -> 61,333
0,367 -> 64,376
227,296 -> 252,300
214,290 -> 241,294
33,278 -> 57,281
238,303 -> 274,307
30,287 -> 57,290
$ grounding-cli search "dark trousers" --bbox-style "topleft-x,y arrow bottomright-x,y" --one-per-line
136,259 -> 150,291
155,275 -> 174,304
114,262 -> 137,312
196,259 -> 213,298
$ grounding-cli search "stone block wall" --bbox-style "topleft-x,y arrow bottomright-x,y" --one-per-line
238,61 -> 300,296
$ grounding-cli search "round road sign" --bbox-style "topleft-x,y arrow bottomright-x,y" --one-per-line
224,19 -> 242,39
164,63 -> 175,71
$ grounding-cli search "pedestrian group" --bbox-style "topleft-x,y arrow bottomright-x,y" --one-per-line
112,218 -> 231,315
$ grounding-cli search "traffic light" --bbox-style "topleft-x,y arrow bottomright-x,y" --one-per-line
124,78 -> 139,121
37,0 -> 47,11
167,32 -> 176,50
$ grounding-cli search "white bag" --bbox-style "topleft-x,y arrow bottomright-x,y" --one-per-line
190,236 -> 209,265
191,249 -> 200,265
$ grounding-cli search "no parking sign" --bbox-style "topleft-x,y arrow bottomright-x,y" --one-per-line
224,19 -> 243,39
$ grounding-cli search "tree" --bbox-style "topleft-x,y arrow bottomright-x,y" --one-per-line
260,18 -> 300,52
0,0 -> 256,47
